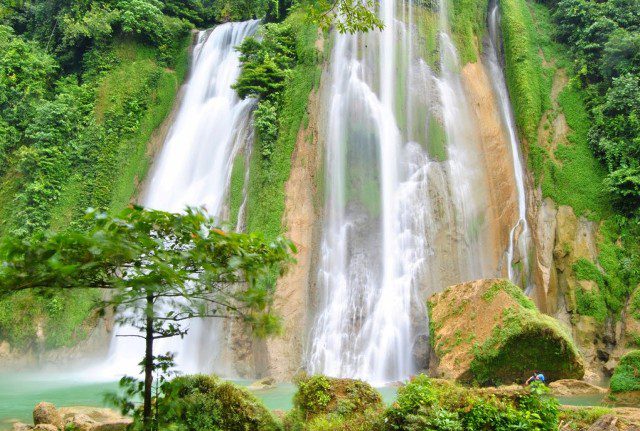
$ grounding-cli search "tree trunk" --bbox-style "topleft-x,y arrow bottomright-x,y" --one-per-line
143,292 -> 154,430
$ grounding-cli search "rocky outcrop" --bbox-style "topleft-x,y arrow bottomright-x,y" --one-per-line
462,62 -> 518,274
33,403 -> 64,430
529,195 -> 614,381
549,379 -> 608,396
27,404 -> 131,431
428,278 -> 584,384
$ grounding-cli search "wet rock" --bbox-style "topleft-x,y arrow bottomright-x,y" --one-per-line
586,415 -> 620,431
32,425 -> 58,431
66,414 -> 97,431
248,377 -> 276,390
549,379 -> 607,396
33,403 -> 63,430
428,279 -> 584,384
12,422 -> 32,431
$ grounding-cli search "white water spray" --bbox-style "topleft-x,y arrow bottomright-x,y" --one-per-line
98,20 -> 259,378
308,0 -> 496,383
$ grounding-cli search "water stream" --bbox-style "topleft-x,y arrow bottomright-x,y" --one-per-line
486,1 -> 532,290
307,0 -> 498,384
98,20 -> 259,378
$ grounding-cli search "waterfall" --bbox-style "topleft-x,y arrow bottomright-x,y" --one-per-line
486,1 -> 532,290
98,20 -> 259,378
308,0 -> 496,384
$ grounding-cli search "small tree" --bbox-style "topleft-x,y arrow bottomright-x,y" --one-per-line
0,206 -> 294,429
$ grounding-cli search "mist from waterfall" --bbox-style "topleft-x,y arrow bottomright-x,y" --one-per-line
307,0 -> 496,384
97,20 -> 259,379
486,1 -> 532,291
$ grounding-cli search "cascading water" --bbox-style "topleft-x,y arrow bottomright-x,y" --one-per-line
98,20 -> 259,378
486,1 -> 532,290
308,0 -> 497,383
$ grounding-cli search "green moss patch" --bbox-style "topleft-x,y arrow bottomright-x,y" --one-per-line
610,351 -> 640,393
162,374 -> 281,431
285,375 -> 383,430
428,279 -> 584,385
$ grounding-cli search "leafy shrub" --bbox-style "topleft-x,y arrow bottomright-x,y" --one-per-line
286,375 -> 383,430
383,376 -> 559,431
161,374 -> 282,431
610,350 -> 640,392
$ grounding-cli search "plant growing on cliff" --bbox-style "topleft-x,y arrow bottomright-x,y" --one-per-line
0,206 -> 294,430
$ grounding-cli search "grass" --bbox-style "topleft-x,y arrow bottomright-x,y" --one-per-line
449,0 -> 488,64
500,0 -> 550,149
244,11 -> 322,241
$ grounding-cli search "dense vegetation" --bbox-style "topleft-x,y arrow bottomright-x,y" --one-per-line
609,350 -> 640,393
0,0 -> 285,351
232,11 -> 322,241
500,0 -> 640,327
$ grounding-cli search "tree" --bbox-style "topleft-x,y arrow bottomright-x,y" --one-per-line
308,0 -> 383,34
0,206 -> 295,429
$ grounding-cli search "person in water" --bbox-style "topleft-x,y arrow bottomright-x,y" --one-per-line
525,370 -> 546,385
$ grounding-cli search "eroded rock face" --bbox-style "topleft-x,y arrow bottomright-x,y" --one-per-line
586,415 -> 621,431
428,278 -> 584,384
530,200 -> 612,381
33,403 -> 63,430
549,379 -> 607,396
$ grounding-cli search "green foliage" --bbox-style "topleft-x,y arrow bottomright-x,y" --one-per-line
558,406 -> 612,431
1,206 -> 294,426
384,377 -> 559,431
631,288 -> 640,320
0,2 -> 192,349
308,0 -> 383,34
500,0 -> 549,149
239,11 -> 322,241
470,307 -> 584,384
571,218 -> 640,321
159,374 -> 282,431
481,280 -> 536,310
293,375 -> 383,420
609,350 -> 640,392
449,0 -> 488,64
546,0 -> 640,215
286,375 -> 383,430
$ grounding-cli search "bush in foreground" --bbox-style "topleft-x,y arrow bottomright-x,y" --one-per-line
284,374 -> 384,430
160,374 -> 282,431
384,375 -> 559,431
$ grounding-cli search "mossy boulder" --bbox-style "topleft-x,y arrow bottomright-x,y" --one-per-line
610,350 -> 640,393
625,288 -> 640,347
284,375 -> 383,430
161,374 -> 281,431
428,279 -> 585,385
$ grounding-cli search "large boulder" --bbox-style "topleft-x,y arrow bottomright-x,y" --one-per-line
428,279 -> 585,384
610,350 -> 640,393
33,403 -> 63,430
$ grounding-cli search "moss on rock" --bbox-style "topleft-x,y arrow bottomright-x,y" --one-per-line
610,351 -> 640,393
284,375 -> 383,430
428,279 -> 584,385
162,374 -> 281,431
